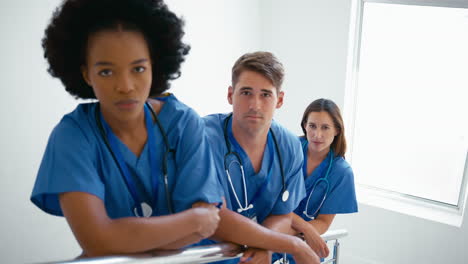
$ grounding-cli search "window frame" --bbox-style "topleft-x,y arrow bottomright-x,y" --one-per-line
344,0 -> 468,227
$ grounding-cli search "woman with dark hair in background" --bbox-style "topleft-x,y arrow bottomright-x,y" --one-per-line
274,98 -> 358,263
31,0 -> 221,257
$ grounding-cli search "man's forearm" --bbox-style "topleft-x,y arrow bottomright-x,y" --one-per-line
291,213 -> 310,235
309,218 -> 333,234
262,213 -> 296,235
211,208 -> 303,255
292,213 -> 335,235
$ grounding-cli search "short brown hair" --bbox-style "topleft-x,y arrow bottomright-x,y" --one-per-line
231,51 -> 284,92
301,99 -> 347,157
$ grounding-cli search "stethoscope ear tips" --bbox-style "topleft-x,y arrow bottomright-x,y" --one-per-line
237,204 -> 254,213
303,211 -> 315,220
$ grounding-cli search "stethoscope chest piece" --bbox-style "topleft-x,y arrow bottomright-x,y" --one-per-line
96,102 -> 175,215
223,113 -> 287,214
134,202 -> 153,217
282,190 -> 289,202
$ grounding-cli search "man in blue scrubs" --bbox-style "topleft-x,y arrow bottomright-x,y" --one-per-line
201,52 -> 319,264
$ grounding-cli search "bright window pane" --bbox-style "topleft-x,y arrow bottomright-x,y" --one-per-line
352,2 -> 468,206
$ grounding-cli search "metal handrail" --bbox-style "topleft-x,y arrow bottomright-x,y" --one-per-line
321,229 -> 348,264
35,243 -> 243,264
35,229 -> 348,264
275,229 -> 349,264
321,229 -> 348,241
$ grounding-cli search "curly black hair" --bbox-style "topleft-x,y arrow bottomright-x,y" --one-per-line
43,0 -> 190,99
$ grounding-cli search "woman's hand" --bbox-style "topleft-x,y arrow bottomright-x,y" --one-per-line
291,213 -> 333,259
291,238 -> 321,264
301,227 -> 329,259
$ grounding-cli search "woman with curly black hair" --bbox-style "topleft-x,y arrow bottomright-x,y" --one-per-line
30,0 -> 222,256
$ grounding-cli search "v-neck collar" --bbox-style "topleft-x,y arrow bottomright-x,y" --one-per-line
226,116 -> 270,178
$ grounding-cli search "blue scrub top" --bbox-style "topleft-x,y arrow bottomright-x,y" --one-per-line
31,94 -> 222,219
273,137 -> 358,263
196,113 -> 306,264
295,137 -> 358,219
204,113 -> 306,223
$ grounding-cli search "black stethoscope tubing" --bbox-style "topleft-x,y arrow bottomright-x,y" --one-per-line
95,101 -> 175,214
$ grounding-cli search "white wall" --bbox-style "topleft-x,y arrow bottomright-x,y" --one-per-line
0,1 -> 261,263
259,1 -> 468,263
259,0 -> 351,136
1,1 -> 79,263
167,0 -> 261,116
332,204 -> 468,264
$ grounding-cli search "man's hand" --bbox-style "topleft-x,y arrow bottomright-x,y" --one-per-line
239,247 -> 271,264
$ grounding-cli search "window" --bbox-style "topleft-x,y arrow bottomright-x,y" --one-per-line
345,0 -> 468,226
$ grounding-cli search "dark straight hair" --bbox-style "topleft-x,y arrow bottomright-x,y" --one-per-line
300,98 -> 347,157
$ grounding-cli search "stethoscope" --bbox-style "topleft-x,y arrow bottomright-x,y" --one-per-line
223,113 -> 289,214
302,143 -> 333,220
95,101 -> 175,217
277,145 -> 335,264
